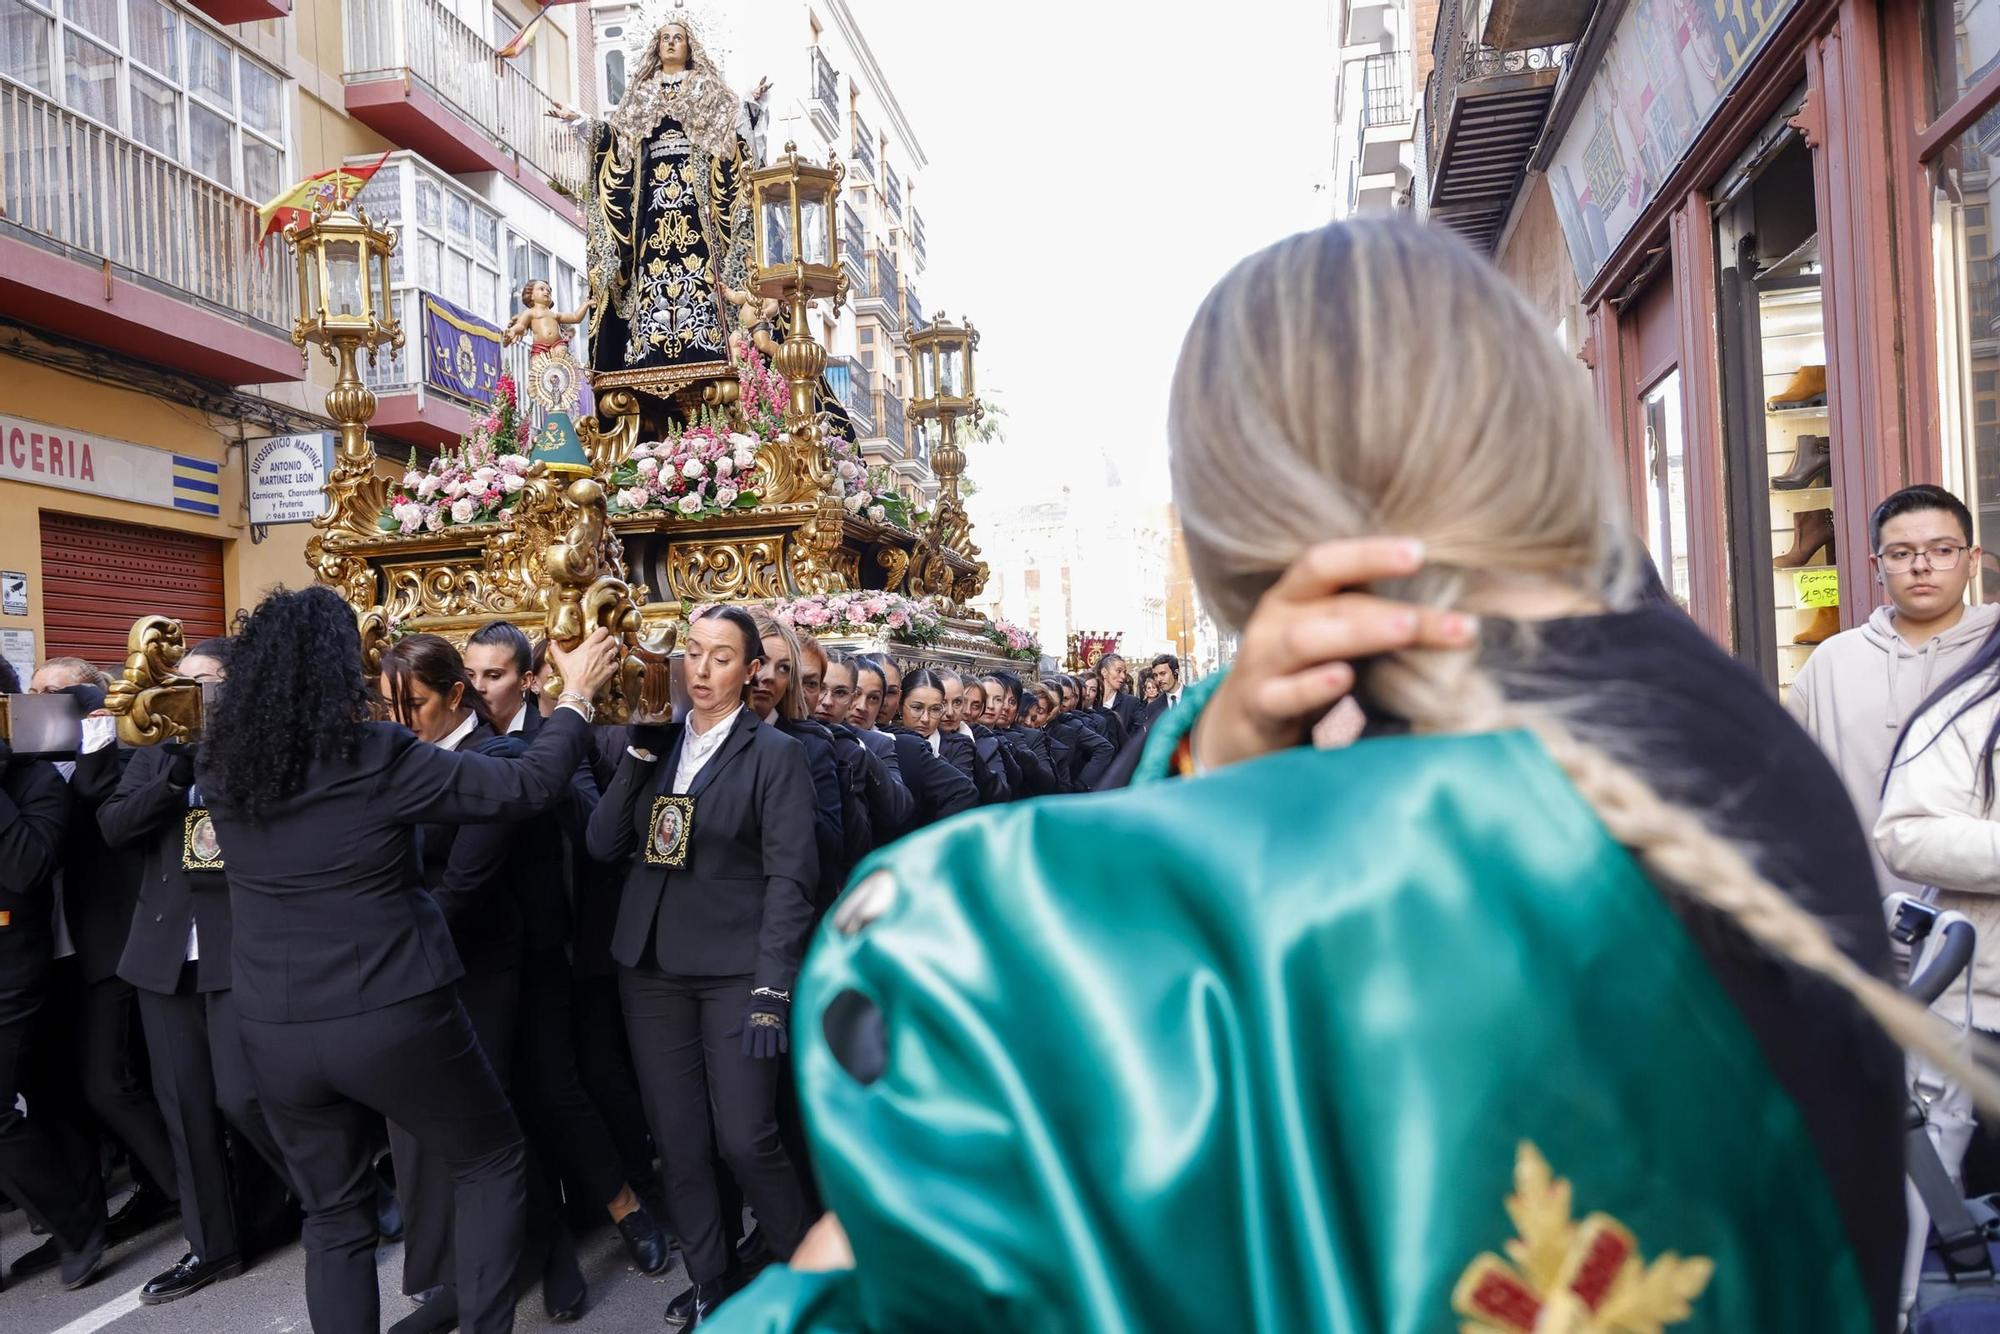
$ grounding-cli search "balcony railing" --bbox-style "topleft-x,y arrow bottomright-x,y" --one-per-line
906,288 -> 924,330
910,209 -> 927,266
344,0 -> 576,189
1424,0 -> 1568,250
883,164 -> 903,220
0,74 -> 292,332
825,356 -> 874,436
851,116 -> 876,181
873,252 -> 901,327
882,388 -> 906,454
1360,51 -> 1411,127
810,48 -> 840,135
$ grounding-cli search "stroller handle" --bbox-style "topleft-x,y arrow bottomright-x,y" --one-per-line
1907,919 -> 1978,1007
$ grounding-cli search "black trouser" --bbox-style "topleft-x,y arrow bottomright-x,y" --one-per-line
0,955 -> 105,1253
618,969 -> 807,1284
135,976 -> 296,1261
241,988 -> 527,1334
51,961 -> 180,1204
390,963 -> 520,1298
514,949 -> 629,1218
569,971 -> 654,1188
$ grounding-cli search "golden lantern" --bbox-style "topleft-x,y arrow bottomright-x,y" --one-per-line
284,200 -> 403,488
907,314 -> 980,502
747,141 -> 848,435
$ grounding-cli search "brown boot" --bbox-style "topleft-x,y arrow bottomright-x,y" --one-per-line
1794,604 -> 1841,645
1774,508 -> 1835,568
1769,364 -> 1828,411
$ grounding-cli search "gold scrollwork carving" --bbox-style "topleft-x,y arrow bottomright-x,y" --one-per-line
666,540 -> 785,603
875,546 -> 911,593
103,616 -> 203,747
579,388 -> 644,475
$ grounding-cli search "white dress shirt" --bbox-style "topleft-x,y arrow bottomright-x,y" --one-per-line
926,730 -> 942,756
436,712 -> 480,753
504,706 -> 527,736
673,705 -> 744,795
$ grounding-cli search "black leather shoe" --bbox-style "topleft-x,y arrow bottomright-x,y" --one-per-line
59,1221 -> 107,1291
542,1228 -> 586,1323
11,1235 -> 60,1278
617,1204 -> 670,1275
107,1183 -> 176,1242
139,1252 -> 243,1304
666,1272 -> 743,1328
388,1286 -> 459,1334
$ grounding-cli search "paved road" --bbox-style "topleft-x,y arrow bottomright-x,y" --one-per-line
1,1206 -> 693,1333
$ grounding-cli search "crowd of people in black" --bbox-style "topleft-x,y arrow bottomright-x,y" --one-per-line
0,583 -> 1186,1331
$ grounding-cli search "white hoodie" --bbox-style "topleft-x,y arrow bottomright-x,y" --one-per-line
1787,601 -> 2000,898
1876,672 -> 2000,1027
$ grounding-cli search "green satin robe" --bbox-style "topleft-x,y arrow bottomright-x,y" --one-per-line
709,685 -> 1874,1332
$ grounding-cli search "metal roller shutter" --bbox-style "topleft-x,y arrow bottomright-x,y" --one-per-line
39,512 -> 226,671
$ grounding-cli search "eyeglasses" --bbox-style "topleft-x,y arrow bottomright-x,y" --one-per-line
1877,542 -> 1968,573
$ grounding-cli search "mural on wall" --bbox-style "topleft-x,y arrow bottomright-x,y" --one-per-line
1548,0 -> 1800,283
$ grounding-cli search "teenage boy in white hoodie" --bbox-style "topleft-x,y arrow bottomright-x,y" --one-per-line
1788,484 -> 1994,897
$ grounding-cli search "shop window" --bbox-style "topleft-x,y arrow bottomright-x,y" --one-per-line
1641,370 -> 1692,611
1715,129 -> 1833,694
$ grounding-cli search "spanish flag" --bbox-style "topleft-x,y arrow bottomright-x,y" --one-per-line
255,151 -> 392,249
496,0 -> 586,60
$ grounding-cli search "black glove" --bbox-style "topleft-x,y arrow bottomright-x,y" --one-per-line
57,682 -> 107,715
631,722 -> 675,760
742,988 -> 790,1060
165,743 -> 198,789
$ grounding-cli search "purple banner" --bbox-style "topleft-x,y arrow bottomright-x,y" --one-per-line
422,292 -> 503,403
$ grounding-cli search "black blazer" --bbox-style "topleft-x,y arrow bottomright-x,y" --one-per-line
570,725 -> 631,980
0,758 -> 69,984
200,710 -> 592,1023
585,710 -> 818,992
60,743 -> 144,983
1000,725 -> 1060,796
416,723 -> 528,978
511,705 -> 601,951
776,716 -> 846,906
886,729 -> 978,828
1104,691 -> 1145,738
1048,713 -> 1114,791
846,726 -> 915,840
97,745 -> 234,995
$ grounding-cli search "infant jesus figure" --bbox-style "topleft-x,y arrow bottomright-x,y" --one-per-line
505,279 -> 594,418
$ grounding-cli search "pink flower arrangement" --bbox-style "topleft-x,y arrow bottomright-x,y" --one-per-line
980,617 -> 1041,662
770,592 -> 944,645
609,408 -> 764,519
379,377 -> 531,534
737,346 -> 792,437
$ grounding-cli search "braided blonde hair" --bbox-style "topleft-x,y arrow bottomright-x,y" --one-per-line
1170,218 -> 2000,1109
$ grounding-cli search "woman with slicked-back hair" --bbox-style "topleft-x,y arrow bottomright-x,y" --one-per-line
703,222 -> 1931,1331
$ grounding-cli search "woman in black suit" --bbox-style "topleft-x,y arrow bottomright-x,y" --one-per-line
584,606 -> 818,1325
376,633 -> 594,1329
198,586 -> 621,1334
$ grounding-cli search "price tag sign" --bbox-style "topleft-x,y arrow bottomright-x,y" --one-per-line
1794,568 -> 1839,609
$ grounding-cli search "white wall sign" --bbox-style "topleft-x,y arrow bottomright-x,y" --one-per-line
247,434 -> 334,526
1,572 -> 24,616
0,630 -> 33,689
0,415 -> 178,510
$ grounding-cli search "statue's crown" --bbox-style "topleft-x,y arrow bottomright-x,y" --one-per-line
626,0 -> 734,69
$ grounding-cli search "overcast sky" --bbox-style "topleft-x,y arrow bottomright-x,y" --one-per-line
854,1 -> 1340,513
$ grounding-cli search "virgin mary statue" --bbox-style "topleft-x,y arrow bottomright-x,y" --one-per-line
556,0 -> 766,391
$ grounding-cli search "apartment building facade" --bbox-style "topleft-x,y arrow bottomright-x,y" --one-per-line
0,0 -> 586,678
